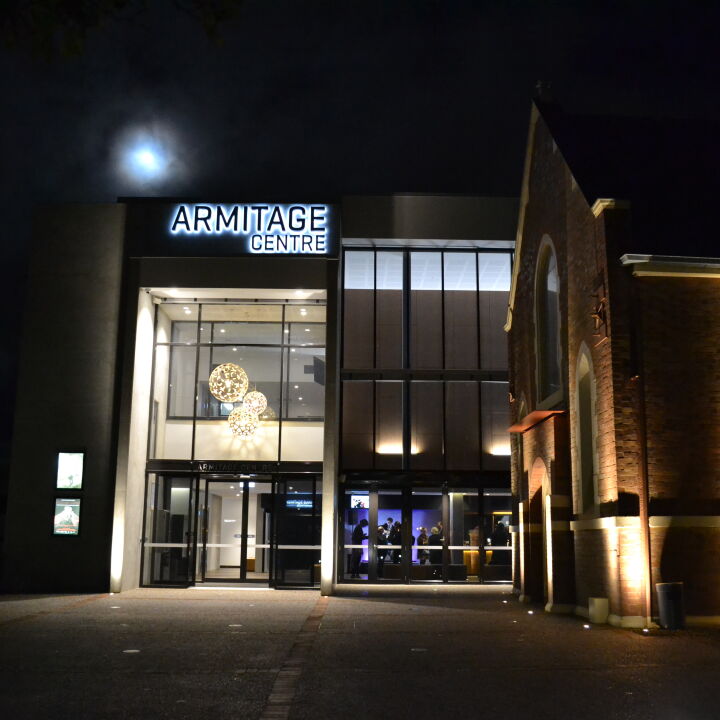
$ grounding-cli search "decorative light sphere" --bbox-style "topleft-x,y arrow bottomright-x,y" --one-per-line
228,407 -> 259,437
260,406 -> 277,421
208,363 -> 248,402
243,390 -> 267,415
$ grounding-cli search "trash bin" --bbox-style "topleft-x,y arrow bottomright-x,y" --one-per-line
656,582 -> 685,630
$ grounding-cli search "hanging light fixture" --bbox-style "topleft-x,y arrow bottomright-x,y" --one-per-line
228,406 -> 259,437
208,363 -> 248,402
243,390 -> 267,415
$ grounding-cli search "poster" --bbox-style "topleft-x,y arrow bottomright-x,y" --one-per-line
54,498 -> 81,535
350,494 -> 369,509
56,452 -> 84,489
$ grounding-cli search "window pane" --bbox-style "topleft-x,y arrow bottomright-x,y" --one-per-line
410,488 -> 443,581
168,346 -> 196,417
377,489 -> 405,580
478,252 -> 511,291
448,489 -> 481,583
410,381 -> 443,470
289,322 -> 325,346
171,321 -> 198,344
344,249 -> 374,289
143,476 -> 194,584
341,381 -> 374,469
479,253 -> 511,370
159,304 -> 198,344
410,252 -> 442,368
212,321 -> 282,344
152,345 -> 192,459
197,346 -> 282,419
285,347 -> 325,419
376,252 -> 404,368
484,491 -> 512,581
481,381 -> 511,471
444,252 -> 478,368
542,251 -> 561,396
375,381 -> 403,470
343,251 -> 375,368
445,381 -> 480,470
343,489 -> 369,580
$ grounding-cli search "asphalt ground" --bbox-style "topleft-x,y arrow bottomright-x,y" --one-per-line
1,586 -> 720,720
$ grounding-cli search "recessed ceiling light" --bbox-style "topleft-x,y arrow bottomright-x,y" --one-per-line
232,347 -> 237,352
298,397 -> 303,401
304,328 -> 310,332
220,328 -> 225,333
291,349 -> 295,352
294,385 -> 298,389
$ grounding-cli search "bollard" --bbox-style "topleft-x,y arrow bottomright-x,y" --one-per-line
656,582 -> 685,630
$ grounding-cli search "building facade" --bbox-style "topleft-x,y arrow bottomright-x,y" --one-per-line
507,100 -> 720,625
2,194 -> 516,593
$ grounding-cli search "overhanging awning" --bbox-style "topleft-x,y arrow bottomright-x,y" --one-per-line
508,409 -> 566,434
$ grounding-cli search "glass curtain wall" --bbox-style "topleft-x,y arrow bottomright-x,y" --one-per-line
341,250 -> 511,472
149,300 -> 326,462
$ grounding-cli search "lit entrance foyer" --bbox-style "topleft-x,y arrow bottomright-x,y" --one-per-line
139,289 -> 325,588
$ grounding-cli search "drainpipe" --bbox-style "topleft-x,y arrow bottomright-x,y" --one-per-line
629,273 -> 653,626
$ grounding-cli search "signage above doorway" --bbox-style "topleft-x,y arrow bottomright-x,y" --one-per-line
124,200 -> 340,259
170,203 -> 333,255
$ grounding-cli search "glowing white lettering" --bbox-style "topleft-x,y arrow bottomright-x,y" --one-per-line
169,203 -> 333,255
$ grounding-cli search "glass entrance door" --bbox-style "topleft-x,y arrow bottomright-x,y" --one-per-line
271,478 -> 322,587
142,474 -> 197,586
199,478 -> 273,583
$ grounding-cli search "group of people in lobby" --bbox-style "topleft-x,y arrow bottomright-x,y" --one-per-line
349,516 -> 445,578
349,515 -> 511,578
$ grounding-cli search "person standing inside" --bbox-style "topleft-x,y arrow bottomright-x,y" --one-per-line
376,525 -> 388,577
350,519 -> 369,578
389,521 -> 403,563
417,527 -> 429,564
428,526 -> 443,576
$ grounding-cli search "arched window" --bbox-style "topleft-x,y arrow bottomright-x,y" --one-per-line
535,239 -> 562,402
576,347 -> 597,512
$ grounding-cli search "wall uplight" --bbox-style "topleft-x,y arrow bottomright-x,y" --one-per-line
490,443 -> 512,456
376,443 -> 420,455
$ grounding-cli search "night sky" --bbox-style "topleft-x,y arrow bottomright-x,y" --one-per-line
1,0 -> 719,473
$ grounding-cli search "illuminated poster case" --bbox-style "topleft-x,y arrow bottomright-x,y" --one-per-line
56,452 -> 84,489
54,498 -> 81,536
53,451 -> 84,535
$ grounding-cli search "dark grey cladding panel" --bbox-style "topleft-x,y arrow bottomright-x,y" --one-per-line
340,195 -> 518,242
137,256 -> 331,290
3,203 -> 127,593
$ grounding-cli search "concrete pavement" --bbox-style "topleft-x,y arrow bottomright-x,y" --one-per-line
1,586 -> 719,719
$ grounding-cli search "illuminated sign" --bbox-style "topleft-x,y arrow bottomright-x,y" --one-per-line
56,452 -> 84,490
169,203 -> 332,255
286,497 -> 313,509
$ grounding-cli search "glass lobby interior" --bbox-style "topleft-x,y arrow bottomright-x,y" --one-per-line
141,289 -> 325,587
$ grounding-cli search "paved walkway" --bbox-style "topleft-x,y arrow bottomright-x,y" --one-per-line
1,587 -> 719,719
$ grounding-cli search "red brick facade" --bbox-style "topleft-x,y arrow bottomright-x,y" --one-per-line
509,103 -> 720,625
